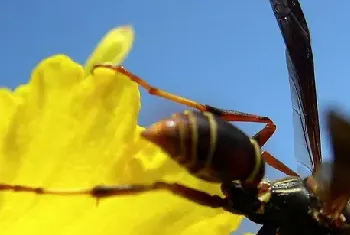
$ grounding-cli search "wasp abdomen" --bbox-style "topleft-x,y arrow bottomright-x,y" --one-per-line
210,112 -> 264,184
141,110 -> 264,184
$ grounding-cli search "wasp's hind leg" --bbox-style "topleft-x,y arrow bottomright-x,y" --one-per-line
205,106 -> 276,148
0,182 -> 228,209
92,65 -> 296,176
205,106 -> 277,149
93,64 -> 277,130
93,65 -> 207,111
207,106 -> 297,177
261,151 -> 299,177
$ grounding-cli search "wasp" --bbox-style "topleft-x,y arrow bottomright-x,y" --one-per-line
1,0 -> 350,235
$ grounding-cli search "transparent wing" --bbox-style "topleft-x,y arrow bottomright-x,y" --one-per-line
269,0 -> 322,175
311,111 -> 350,215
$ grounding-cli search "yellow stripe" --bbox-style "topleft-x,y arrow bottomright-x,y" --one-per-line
272,178 -> 302,193
273,187 -> 302,193
272,177 -> 298,184
203,112 -> 217,168
246,139 -> 262,183
173,113 -> 186,158
258,191 -> 272,203
184,110 -> 198,166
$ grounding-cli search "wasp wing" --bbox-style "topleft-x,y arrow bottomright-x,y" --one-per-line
312,110 -> 350,216
322,111 -> 350,211
269,0 -> 322,175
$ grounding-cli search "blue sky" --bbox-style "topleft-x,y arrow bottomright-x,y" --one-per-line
2,1 -> 350,234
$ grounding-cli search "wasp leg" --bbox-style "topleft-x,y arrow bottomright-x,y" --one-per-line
206,106 -> 276,150
261,151 -> 299,177
93,65 -> 288,175
205,105 -> 275,130
198,106 -> 297,176
0,182 -> 227,209
92,182 -> 228,209
93,65 -> 276,129
93,65 -> 206,111
233,111 -> 295,177
198,105 -> 291,177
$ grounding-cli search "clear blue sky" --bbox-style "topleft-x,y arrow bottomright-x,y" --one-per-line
1,1 -> 350,234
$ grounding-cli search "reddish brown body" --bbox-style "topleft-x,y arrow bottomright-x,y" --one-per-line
142,110 -> 265,186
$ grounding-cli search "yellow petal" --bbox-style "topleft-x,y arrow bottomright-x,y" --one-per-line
0,29 -> 243,235
84,25 -> 134,74
0,55 -> 242,235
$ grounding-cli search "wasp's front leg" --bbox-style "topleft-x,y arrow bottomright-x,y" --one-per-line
0,182 -> 229,210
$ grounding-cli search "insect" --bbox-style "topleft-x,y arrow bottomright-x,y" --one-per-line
1,0 -> 350,235
90,0 -> 350,234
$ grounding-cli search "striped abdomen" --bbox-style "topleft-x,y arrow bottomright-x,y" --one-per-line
141,110 -> 265,185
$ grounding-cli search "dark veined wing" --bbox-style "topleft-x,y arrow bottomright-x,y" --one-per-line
310,111 -> 350,217
269,0 -> 322,175
323,111 -> 350,210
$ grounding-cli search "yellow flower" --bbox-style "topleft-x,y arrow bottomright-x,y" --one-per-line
0,25 -> 245,235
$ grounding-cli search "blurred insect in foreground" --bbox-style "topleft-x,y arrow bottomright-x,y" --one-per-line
1,0 -> 350,235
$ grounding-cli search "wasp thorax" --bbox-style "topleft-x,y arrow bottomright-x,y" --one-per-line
141,116 -> 184,158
